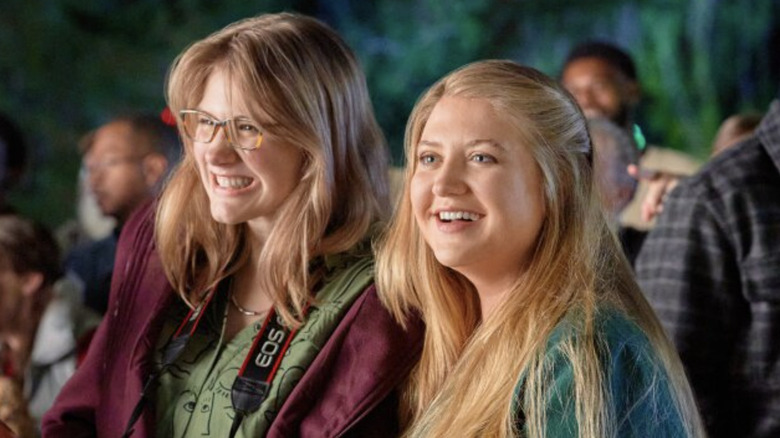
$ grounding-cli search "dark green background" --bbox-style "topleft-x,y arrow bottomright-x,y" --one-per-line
1,0 -> 777,228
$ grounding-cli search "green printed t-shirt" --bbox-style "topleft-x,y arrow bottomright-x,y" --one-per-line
154,255 -> 374,438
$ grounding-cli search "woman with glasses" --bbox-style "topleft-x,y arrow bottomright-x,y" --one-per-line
43,13 -> 422,438
375,60 -> 705,437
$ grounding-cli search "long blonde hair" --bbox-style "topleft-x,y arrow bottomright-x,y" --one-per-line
376,60 -> 704,437
158,13 -> 389,325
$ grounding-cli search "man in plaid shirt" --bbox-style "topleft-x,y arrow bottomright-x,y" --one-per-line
636,97 -> 780,437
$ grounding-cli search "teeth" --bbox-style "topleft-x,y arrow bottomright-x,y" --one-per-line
438,211 -> 480,222
216,175 -> 253,189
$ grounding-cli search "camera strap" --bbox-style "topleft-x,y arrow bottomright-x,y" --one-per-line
228,306 -> 302,437
122,281 -> 303,438
121,288 -> 217,438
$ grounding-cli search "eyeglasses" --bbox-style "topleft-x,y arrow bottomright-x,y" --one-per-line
179,109 -> 264,151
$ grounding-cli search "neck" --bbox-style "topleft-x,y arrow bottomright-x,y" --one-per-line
458,264 -> 524,321
476,291 -> 507,321
245,217 -> 274,248
224,258 -> 274,340
466,274 -> 515,321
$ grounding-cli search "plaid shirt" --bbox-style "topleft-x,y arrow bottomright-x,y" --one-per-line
636,100 -> 780,438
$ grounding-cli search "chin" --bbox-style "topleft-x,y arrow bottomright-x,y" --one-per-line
431,250 -> 469,271
209,208 -> 244,226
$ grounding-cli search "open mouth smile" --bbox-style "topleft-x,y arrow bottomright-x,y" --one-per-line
215,175 -> 253,189
438,211 -> 482,222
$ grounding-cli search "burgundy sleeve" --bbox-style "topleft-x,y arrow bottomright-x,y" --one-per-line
42,200 -> 157,437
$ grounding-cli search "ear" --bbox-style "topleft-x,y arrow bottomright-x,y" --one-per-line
20,272 -> 44,297
141,154 -> 169,189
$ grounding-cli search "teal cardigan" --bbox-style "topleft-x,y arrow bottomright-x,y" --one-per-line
514,309 -> 688,437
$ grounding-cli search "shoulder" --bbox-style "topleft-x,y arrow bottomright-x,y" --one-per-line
272,278 -> 424,437
522,310 -> 661,402
647,134 -> 780,258
591,310 -> 665,383
111,200 -> 160,294
531,309 -> 685,435
315,250 -> 375,305
117,200 -> 157,254
597,311 -> 686,435
678,136 -> 772,198
641,134 -> 775,252
105,199 -> 173,337
543,309 -> 656,369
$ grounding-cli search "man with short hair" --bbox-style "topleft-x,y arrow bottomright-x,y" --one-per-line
560,41 -> 701,229
66,114 -> 179,314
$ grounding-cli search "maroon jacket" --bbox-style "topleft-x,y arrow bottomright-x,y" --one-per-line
42,202 -> 423,437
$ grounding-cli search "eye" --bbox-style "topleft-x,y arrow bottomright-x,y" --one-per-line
236,120 -> 261,134
418,153 -> 438,166
470,153 -> 496,163
198,115 -> 216,126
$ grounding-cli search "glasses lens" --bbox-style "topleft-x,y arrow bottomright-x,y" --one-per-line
229,118 -> 263,150
181,111 -> 216,143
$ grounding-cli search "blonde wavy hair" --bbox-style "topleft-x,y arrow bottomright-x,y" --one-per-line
376,60 -> 704,437
157,13 -> 389,325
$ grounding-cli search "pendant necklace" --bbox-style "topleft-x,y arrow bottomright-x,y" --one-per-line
229,288 -> 263,316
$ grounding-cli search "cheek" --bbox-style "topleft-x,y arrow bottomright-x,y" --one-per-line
191,149 -> 210,181
597,89 -> 622,109
503,173 -> 545,227
104,171 -> 132,193
192,145 -> 207,168
249,144 -> 304,180
409,174 -> 430,222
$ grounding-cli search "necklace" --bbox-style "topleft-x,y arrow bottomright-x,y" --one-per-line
229,290 -> 263,316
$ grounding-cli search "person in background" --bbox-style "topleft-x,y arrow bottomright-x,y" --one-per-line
560,41 -> 701,230
710,112 -> 763,157
588,117 -> 645,266
44,13 -> 422,438
636,95 -> 780,437
0,214 -> 99,437
376,60 -> 704,437
629,111 -> 764,223
64,114 -> 180,315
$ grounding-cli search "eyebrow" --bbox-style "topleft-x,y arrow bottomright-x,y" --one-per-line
193,108 -> 270,124
418,138 -> 506,150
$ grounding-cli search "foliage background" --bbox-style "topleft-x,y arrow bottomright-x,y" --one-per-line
0,0 -> 778,228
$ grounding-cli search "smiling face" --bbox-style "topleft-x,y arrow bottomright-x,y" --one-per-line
561,57 -> 638,127
193,69 -> 304,238
411,96 -> 546,296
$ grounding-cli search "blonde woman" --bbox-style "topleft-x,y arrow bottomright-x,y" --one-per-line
43,13 -> 422,438
376,60 -> 705,437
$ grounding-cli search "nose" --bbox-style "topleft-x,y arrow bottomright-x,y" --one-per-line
432,158 -> 466,197
204,125 -> 239,163
573,88 -> 593,111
